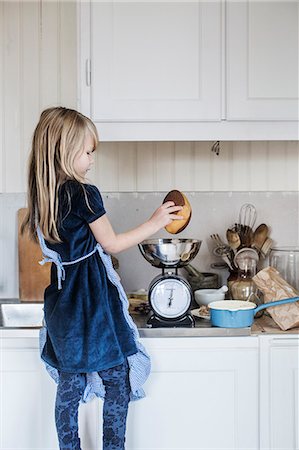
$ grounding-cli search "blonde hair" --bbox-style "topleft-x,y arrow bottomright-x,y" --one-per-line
22,107 -> 98,243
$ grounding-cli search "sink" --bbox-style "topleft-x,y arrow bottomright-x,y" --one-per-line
0,303 -> 44,328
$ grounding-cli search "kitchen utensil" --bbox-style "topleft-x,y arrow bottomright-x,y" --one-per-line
212,248 -> 234,270
210,234 -> 231,255
237,203 -> 257,246
163,190 -> 192,234
260,237 -> 274,258
18,208 -> 50,302
238,203 -> 257,230
208,297 -> 299,328
252,223 -> 269,251
139,238 -> 201,268
234,247 -> 259,270
226,229 -> 241,253
211,234 -> 235,270
217,285 -> 229,293
269,247 -> 299,290
194,288 -> 226,306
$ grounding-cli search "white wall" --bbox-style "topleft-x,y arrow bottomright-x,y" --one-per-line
0,1 -> 298,194
0,0 -> 77,193
0,1 -> 298,298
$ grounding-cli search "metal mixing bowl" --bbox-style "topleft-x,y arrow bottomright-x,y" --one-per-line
138,238 -> 201,268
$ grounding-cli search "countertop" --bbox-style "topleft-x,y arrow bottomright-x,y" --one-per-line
132,312 -> 299,337
133,312 -> 251,337
0,299 -> 298,337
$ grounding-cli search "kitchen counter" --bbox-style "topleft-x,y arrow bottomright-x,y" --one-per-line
1,302 -> 297,450
132,312 -> 251,337
252,314 -> 299,334
132,312 -> 299,336
0,299 -> 298,336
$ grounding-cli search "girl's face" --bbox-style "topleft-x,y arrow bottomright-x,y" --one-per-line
74,132 -> 96,179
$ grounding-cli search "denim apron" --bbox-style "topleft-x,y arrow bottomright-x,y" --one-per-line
36,226 -> 151,403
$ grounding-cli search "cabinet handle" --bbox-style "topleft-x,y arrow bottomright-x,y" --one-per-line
86,59 -> 91,86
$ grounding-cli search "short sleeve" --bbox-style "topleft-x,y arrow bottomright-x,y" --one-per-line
77,184 -> 106,223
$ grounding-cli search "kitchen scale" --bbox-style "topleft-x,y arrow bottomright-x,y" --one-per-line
138,238 -> 201,328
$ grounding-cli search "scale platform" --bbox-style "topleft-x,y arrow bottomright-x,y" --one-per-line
133,313 -> 251,336
146,313 -> 195,328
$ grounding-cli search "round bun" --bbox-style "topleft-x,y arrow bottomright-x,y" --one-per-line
163,190 -> 192,234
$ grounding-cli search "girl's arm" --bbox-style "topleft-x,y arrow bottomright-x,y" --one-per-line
89,201 -> 183,254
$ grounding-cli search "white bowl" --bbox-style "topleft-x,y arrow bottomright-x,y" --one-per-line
194,289 -> 225,306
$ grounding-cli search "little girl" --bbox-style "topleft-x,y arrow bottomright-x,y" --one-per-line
22,107 -> 183,450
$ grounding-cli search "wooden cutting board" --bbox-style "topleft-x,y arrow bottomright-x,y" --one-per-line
18,208 -> 50,302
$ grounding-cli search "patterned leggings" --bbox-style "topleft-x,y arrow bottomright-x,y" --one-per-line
55,359 -> 131,450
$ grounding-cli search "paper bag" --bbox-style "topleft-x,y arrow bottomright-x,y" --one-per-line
253,266 -> 299,331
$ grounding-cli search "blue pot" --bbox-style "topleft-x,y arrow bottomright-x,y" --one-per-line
209,297 -> 299,328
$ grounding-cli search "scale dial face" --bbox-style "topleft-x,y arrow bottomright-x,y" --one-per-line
149,278 -> 191,319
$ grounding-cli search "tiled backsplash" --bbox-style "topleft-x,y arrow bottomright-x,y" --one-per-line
0,191 -> 298,298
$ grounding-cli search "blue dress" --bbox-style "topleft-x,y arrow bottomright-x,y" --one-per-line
41,180 -> 138,373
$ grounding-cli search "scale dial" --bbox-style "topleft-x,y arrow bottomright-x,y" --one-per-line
149,276 -> 192,319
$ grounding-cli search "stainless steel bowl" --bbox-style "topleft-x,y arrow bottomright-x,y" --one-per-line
138,238 -> 201,268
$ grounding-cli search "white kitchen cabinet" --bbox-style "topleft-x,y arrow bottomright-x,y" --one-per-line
0,333 -> 96,450
78,0 -> 298,141
78,0 -> 223,141
92,337 -> 260,450
0,336 -> 58,449
1,331 -> 298,450
226,1 -> 298,121
260,335 -> 299,450
86,2 -> 221,122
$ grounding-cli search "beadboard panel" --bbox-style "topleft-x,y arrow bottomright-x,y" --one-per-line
0,1 -> 298,193
94,141 -> 299,192
1,191 -> 298,298
0,0 -> 77,193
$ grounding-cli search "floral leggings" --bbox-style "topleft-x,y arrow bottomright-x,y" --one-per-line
55,359 -> 131,450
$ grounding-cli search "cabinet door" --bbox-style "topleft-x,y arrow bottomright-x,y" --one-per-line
0,338 -> 58,449
226,1 -> 298,120
80,1 -> 222,123
260,336 -> 299,450
0,336 -> 103,450
124,337 -> 259,450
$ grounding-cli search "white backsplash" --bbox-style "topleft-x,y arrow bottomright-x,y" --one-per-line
0,191 -> 298,298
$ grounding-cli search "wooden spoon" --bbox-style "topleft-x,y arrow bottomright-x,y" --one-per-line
226,229 -> 241,253
252,223 -> 269,251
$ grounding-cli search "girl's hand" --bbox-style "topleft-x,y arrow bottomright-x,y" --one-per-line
148,201 -> 184,232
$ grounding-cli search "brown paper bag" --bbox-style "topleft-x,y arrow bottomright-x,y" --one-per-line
253,267 -> 299,331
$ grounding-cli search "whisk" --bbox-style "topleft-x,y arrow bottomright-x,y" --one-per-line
237,203 -> 257,246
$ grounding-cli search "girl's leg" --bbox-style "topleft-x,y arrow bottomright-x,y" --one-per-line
55,372 -> 86,450
99,358 -> 131,450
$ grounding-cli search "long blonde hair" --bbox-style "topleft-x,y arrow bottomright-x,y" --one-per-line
22,107 -> 98,243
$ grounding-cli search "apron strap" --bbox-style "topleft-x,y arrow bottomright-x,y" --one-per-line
36,226 -> 65,290
36,226 -> 97,290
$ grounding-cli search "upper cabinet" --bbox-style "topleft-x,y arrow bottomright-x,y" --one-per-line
78,1 -> 298,141
226,1 -> 298,121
